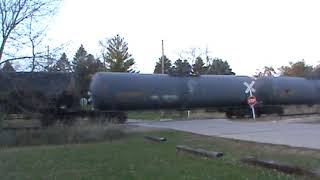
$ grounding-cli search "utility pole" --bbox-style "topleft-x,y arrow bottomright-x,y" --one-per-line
160,40 -> 165,120
46,45 -> 51,71
47,45 -> 50,64
161,40 -> 164,74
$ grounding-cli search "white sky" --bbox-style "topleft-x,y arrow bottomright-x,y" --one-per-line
48,0 -> 320,76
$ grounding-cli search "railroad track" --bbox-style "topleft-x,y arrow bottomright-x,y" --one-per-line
2,112 -> 320,131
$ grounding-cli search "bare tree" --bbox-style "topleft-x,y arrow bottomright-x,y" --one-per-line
27,16 -> 47,72
25,15 -> 65,72
188,47 -> 202,65
254,66 -> 277,78
0,0 -> 60,66
177,47 -> 204,65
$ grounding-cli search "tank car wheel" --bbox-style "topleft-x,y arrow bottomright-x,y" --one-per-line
225,111 -> 233,118
276,108 -> 284,116
256,112 -> 261,117
236,114 -> 245,118
116,112 -> 127,124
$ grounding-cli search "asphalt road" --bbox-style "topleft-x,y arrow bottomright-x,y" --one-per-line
129,119 -> 320,149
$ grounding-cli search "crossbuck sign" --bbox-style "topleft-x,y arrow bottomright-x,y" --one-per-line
244,81 -> 256,96
243,81 -> 256,120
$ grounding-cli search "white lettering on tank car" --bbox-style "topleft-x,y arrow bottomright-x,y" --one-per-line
162,95 -> 179,103
150,95 -> 160,100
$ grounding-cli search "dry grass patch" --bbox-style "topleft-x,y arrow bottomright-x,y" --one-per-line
0,123 -> 125,147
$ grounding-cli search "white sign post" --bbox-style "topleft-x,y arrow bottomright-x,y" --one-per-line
247,96 -> 257,120
244,81 -> 256,120
250,105 -> 256,120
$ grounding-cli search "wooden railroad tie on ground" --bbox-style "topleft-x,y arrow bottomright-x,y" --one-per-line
144,136 -> 167,142
176,145 -> 223,158
240,156 -> 320,177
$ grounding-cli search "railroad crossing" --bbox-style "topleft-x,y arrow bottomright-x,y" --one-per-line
244,80 -> 257,120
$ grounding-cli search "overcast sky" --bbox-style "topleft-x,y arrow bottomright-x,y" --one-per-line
48,0 -> 320,76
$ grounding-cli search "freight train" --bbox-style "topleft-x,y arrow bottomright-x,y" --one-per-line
90,72 -> 320,118
0,72 -> 126,126
1,72 -> 320,126
0,72 -> 76,113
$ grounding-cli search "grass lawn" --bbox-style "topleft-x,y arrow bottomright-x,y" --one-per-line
127,110 -> 226,120
127,110 -> 163,120
0,129 -> 318,180
127,110 -> 185,120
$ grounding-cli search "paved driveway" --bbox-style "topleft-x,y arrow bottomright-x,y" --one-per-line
130,119 -> 320,149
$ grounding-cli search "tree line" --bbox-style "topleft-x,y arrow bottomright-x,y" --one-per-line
1,0 -> 320,87
154,56 -> 235,75
255,60 -> 320,78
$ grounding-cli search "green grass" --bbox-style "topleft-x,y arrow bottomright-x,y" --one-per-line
127,110 -> 226,120
0,130 -> 318,180
127,110 -> 188,120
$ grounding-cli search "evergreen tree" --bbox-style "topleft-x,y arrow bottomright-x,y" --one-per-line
206,58 -> 235,75
171,59 -> 192,75
100,35 -> 135,72
72,44 -> 88,69
192,56 -> 207,75
51,53 -> 72,72
153,55 -> 172,74
1,61 -> 15,72
73,45 -> 104,97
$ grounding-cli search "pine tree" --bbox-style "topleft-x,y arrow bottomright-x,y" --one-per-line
51,53 -> 72,72
72,44 -> 88,69
72,45 -> 104,97
171,59 -> 192,75
206,58 -> 235,75
100,35 -> 135,72
192,57 -> 207,75
153,55 -> 172,74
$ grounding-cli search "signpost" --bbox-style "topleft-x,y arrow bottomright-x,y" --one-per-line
244,81 -> 256,120
247,95 -> 257,120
